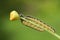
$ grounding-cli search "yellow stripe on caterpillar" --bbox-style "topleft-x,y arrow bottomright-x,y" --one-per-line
22,20 -> 44,32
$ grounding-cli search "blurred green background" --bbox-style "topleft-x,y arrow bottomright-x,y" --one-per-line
0,0 -> 60,40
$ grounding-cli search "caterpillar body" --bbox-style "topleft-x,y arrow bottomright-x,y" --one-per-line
20,15 -> 55,32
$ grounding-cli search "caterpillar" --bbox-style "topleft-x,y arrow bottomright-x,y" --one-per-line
20,15 -> 55,32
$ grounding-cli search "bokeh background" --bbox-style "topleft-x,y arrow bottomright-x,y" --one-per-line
0,0 -> 60,40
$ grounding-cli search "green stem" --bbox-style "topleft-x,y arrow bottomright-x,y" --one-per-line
20,17 -> 60,40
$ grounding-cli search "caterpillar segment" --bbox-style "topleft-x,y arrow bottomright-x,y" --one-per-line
20,19 -> 44,32
25,16 -> 55,32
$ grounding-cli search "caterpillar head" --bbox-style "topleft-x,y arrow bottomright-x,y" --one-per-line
10,10 -> 20,21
